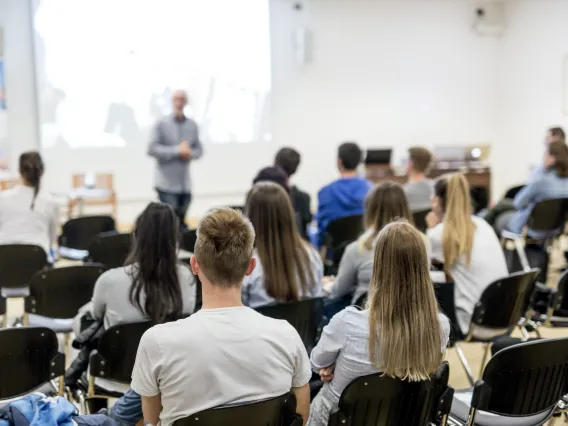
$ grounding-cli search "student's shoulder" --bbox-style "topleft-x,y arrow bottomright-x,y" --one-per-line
97,266 -> 130,285
143,316 -> 194,343
317,181 -> 335,199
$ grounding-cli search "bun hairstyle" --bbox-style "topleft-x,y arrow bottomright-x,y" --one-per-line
433,173 -> 476,273
19,151 -> 45,210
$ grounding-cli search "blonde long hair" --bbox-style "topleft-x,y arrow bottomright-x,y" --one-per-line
246,182 -> 313,301
367,220 -> 444,381
434,173 -> 476,273
360,182 -> 413,251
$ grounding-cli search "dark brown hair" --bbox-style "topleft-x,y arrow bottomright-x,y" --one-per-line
19,151 -> 44,210
549,127 -> 566,142
246,182 -> 314,302
361,182 -> 413,250
275,148 -> 301,177
408,147 -> 432,173
548,141 -> 568,178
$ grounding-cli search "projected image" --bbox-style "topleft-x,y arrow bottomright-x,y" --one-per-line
33,0 -> 272,149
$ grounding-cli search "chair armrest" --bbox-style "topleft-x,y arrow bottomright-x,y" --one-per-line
436,387 -> 455,421
50,351 -> 66,378
88,350 -> 106,379
470,380 -> 491,411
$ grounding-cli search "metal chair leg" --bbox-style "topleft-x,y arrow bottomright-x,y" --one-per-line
513,236 -> 531,272
455,343 -> 475,387
478,343 -> 490,379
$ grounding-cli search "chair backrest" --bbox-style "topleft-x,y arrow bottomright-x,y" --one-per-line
90,321 -> 152,383
182,229 -> 197,253
0,296 -> 5,318
59,215 -> 116,250
72,173 -> 114,189
434,282 -> 461,342
526,198 -> 568,233
470,269 -> 540,330
0,327 -> 65,399
0,244 -> 48,289
553,269 -> 568,315
412,209 -> 430,233
87,232 -> 132,268
474,337 -> 568,417
329,362 -> 453,426
173,393 -> 298,426
25,264 -> 106,319
256,298 -> 324,352
325,215 -> 364,248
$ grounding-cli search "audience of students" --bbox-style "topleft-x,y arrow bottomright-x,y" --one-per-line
404,147 -> 434,212
426,174 -> 508,335
485,140 -> 568,238
330,182 -> 413,304
308,221 -> 450,426
131,208 -> 311,426
0,151 -> 59,256
242,182 -> 323,307
316,142 -> 371,248
275,147 -> 312,238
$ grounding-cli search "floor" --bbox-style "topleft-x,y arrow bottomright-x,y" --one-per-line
4,235 -> 568,424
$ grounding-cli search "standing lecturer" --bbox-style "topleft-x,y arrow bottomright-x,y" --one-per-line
148,90 -> 203,227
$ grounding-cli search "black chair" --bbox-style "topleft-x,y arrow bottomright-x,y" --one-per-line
412,209 -> 430,233
434,282 -> 461,344
256,298 -> 324,352
0,244 -> 49,298
322,215 -> 364,274
59,215 -> 116,258
87,232 -> 132,268
0,327 -> 65,400
182,228 -> 197,253
454,269 -> 541,386
501,198 -> 568,275
174,393 -> 301,426
0,296 -> 6,328
504,184 -> 525,200
328,362 -> 454,426
450,337 -> 568,425
543,269 -> 568,327
24,264 -> 106,333
85,321 -> 152,399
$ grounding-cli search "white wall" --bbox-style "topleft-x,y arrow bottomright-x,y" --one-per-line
1,0 -> 566,221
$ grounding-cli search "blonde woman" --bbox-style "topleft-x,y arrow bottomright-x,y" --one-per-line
242,182 -> 323,307
331,182 -> 413,304
308,221 -> 450,426
426,173 -> 508,335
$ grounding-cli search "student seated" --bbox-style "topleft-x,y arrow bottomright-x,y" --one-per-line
404,147 -> 434,212
275,147 -> 312,239
316,142 -> 371,248
331,182 -> 412,304
0,152 -> 59,256
130,208 -> 311,426
243,182 -> 323,307
426,173 -> 508,336
527,126 -> 565,184
91,203 -> 196,424
308,221 -> 450,426
252,165 -> 289,191
485,141 -> 568,238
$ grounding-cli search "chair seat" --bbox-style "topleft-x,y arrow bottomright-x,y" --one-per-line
77,375 -> 126,399
450,390 -> 554,426
1,287 -> 30,298
27,314 -> 73,333
550,316 -> 568,327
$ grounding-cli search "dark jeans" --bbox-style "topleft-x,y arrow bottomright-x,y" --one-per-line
108,389 -> 142,426
157,190 -> 192,228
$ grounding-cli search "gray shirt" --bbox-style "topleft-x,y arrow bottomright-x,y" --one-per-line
148,115 -> 203,193
404,179 -> 434,212
311,307 -> 450,398
91,263 -> 196,329
242,245 -> 324,308
331,238 -> 373,304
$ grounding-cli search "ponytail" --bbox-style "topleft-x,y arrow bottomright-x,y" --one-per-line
19,152 -> 44,210
434,173 -> 475,273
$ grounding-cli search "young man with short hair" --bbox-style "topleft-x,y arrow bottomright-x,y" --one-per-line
131,208 -> 311,426
275,147 -> 312,239
404,147 -> 434,212
316,142 -> 371,248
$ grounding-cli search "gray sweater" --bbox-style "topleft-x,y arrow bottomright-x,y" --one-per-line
148,115 -> 203,193
331,238 -> 374,304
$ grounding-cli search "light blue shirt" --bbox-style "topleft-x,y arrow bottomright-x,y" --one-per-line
242,245 -> 324,307
509,169 -> 568,237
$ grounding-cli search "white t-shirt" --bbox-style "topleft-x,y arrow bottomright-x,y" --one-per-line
131,306 -> 312,426
427,216 -> 508,334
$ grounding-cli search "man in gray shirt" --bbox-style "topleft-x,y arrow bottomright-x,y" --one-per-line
404,146 -> 434,212
147,90 -> 203,227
